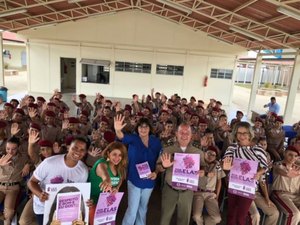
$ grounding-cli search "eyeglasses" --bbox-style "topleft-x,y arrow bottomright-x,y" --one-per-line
206,152 -> 217,157
237,132 -> 249,136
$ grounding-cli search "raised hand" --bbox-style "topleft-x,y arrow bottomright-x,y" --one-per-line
72,95 -> 76,101
287,165 -> 300,178
20,95 -> 28,107
114,114 -> 127,132
88,147 -> 102,157
42,102 -> 47,111
222,157 -> 233,171
62,120 -> 69,130
11,122 -> 20,136
28,107 -> 38,118
0,154 -> 13,166
28,129 -> 40,144
0,110 -> 8,120
160,153 -> 174,169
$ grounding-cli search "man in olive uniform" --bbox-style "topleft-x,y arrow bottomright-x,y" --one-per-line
157,123 -> 205,225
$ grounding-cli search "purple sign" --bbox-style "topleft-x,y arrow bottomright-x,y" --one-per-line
136,162 -> 152,179
94,192 -> 124,225
56,192 -> 81,223
171,153 -> 200,191
228,158 -> 258,199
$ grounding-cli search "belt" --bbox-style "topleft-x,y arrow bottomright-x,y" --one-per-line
0,182 -> 20,186
199,189 -> 214,193
167,183 -> 187,192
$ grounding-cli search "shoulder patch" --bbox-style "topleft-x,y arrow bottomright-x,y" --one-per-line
192,141 -> 202,149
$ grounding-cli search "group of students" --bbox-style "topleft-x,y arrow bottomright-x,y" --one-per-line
0,89 -> 299,225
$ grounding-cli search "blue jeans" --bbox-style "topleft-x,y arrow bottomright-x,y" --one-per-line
35,214 -> 43,225
122,180 -> 153,225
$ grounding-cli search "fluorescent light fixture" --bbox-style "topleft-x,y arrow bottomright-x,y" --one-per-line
277,6 -> 300,21
208,35 -> 233,45
0,8 -> 27,18
156,0 -> 192,14
68,0 -> 86,3
229,26 -> 264,41
30,23 -> 58,30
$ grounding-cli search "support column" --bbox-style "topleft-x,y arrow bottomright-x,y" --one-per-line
0,32 -> 4,86
247,54 -> 262,119
284,51 -> 300,124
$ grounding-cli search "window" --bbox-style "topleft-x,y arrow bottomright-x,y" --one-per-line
210,68 -> 233,79
156,64 -> 184,76
115,61 -> 151,74
81,64 -> 110,84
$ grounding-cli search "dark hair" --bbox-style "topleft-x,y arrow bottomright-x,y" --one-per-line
46,186 -> 86,225
104,106 -> 111,111
258,136 -> 267,143
71,136 -> 91,150
10,99 -> 19,104
166,120 -> 173,125
28,95 -> 35,101
7,136 -> 20,146
271,97 -> 276,101
205,128 -> 213,134
219,114 -> 227,119
135,117 -> 153,135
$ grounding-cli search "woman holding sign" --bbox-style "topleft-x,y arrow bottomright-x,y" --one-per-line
88,142 -> 127,225
114,115 -> 162,225
222,122 -> 268,225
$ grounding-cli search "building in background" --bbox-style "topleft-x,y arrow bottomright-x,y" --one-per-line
2,31 -> 26,71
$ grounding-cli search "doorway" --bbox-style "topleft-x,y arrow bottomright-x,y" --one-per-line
60,58 -> 76,93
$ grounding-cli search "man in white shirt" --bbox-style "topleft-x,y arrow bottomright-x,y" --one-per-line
27,136 -> 90,225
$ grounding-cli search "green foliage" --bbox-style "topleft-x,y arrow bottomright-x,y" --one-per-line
263,82 -> 273,88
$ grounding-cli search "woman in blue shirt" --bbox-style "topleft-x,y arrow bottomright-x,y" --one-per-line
114,114 -> 162,225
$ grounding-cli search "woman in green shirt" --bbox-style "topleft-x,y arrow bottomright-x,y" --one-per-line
88,142 -> 127,225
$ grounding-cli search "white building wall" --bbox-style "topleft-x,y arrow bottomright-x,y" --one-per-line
20,10 -> 246,104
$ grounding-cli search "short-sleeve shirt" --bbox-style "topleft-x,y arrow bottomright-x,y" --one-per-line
267,102 -> 280,114
122,134 -> 162,189
32,154 -> 88,214
272,161 -> 300,194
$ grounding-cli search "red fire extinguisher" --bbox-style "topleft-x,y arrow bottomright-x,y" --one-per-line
203,76 -> 208,87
